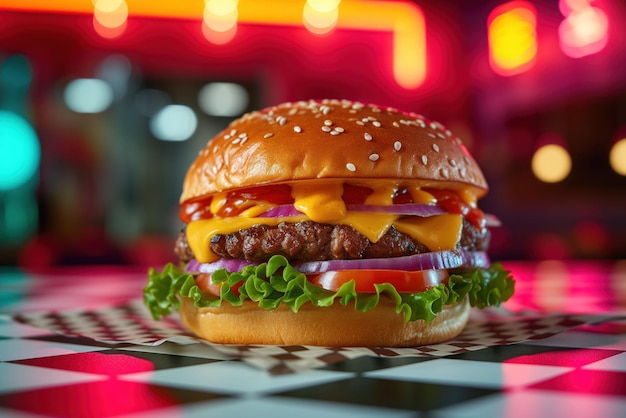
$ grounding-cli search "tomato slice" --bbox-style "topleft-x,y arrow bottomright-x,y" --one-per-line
196,269 -> 447,296
308,269 -> 448,293
195,273 -> 242,297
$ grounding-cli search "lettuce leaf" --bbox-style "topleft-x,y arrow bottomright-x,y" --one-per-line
143,255 -> 515,324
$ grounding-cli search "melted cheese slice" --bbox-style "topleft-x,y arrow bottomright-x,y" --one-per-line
394,214 -> 463,252
292,182 -> 346,222
186,181 -> 466,263
187,215 -> 306,263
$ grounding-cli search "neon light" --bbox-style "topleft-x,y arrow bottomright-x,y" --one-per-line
93,0 -> 128,39
610,138 -> 626,176
303,0 -> 340,35
202,0 -> 239,44
0,111 -> 40,191
488,1 -> 537,76
558,0 -> 608,58
1,0 -> 426,89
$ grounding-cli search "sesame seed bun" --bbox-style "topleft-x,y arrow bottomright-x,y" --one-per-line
178,295 -> 470,347
172,99 -> 490,348
181,99 -> 487,202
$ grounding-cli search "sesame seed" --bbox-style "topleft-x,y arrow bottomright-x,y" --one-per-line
394,141 -> 402,151
230,129 -> 237,136
393,121 -> 400,127
330,129 -> 340,136
372,121 -> 381,127
421,155 -> 428,165
364,133 -> 373,141
369,153 -> 380,161
430,121 -> 443,130
440,167 -> 449,178
346,163 -> 357,172
240,137 -> 248,145
324,119 -> 333,126
432,143 -> 440,152
277,116 -> 287,125
322,126 -> 331,132
449,158 -> 457,166
362,117 -> 369,123
224,134 -> 231,140
294,126 -> 302,133
428,133 -> 437,139
334,127 -> 344,133
264,133 -> 274,139
437,132 -> 446,139
356,121 -> 365,126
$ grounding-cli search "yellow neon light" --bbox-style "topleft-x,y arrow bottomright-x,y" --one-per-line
1,0 -> 426,89
488,1 -> 537,76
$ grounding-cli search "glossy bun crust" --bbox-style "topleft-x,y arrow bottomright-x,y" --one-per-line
181,99 -> 487,202
178,296 -> 470,347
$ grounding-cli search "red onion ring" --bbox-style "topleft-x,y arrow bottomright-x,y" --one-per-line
259,204 -> 502,228
293,250 -> 489,274
185,250 -> 490,275
260,203 -> 446,218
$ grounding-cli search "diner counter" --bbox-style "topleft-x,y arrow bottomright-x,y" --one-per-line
0,260 -> 625,418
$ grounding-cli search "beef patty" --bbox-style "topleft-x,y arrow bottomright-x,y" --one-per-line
175,219 -> 490,264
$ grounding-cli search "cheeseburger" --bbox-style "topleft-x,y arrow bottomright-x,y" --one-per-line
144,99 -> 514,347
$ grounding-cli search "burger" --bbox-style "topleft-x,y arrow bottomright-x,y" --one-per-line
144,99 -> 514,347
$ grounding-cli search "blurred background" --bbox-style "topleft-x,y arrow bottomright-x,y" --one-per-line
1,0 -> 625,271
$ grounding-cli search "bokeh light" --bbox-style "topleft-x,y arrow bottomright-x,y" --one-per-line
559,0 -> 608,58
302,0 -> 340,35
93,0 -> 128,38
150,105 -> 198,141
609,138 -> 626,176
202,0 -> 238,44
531,143 -> 572,183
198,82 -> 249,117
488,1 -> 537,76
96,54 -> 132,101
0,54 -> 32,92
0,111 -> 40,191
64,78 -> 114,114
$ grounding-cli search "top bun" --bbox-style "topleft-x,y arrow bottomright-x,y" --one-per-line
181,99 -> 487,202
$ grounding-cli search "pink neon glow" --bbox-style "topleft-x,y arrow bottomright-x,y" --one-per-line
559,1 -> 609,58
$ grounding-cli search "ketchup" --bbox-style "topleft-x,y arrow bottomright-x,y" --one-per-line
424,188 -> 486,230
180,184 -> 486,230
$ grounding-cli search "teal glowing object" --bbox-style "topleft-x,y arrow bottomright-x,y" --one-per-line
0,111 -> 40,191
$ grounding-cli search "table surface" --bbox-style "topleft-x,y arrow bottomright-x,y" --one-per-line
1,260 -> 625,418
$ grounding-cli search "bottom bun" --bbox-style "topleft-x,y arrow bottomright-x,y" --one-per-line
178,295 -> 470,347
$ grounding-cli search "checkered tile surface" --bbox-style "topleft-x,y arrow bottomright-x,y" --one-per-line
1,314 -> 625,417
2,263 -> 626,417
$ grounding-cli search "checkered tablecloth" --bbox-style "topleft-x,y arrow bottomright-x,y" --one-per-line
1,307 -> 625,418
10,299 -> 616,374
